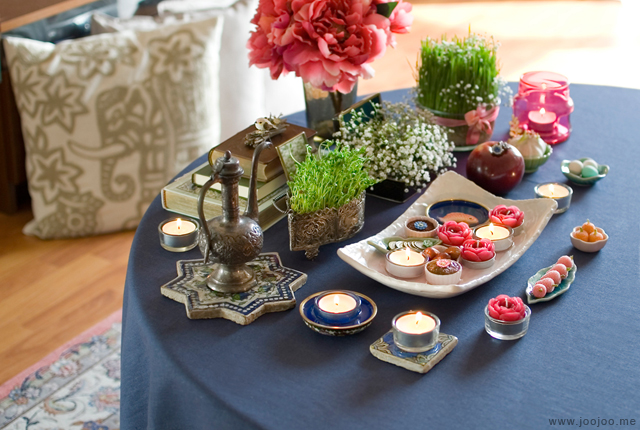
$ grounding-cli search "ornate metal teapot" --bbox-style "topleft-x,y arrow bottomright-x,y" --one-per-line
197,140 -> 272,293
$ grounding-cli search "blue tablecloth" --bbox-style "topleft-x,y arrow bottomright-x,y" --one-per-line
121,84 -> 640,430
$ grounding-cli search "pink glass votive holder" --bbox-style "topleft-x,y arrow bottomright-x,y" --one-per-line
513,71 -> 574,145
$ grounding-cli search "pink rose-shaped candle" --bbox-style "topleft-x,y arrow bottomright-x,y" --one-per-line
488,294 -> 526,322
461,239 -> 495,262
489,205 -> 524,229
437,221 -> 473,246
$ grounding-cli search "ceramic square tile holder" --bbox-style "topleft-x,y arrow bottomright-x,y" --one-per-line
161,252 -> 307,325
370,330 -> 458,374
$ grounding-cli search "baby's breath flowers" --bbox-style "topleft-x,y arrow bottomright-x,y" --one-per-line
416,32 -> 512,114
335,101 -> 456,190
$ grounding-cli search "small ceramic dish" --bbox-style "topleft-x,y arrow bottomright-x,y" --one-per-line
404,216 -> 439,238
524,144 -> 553,173
299,291 -> 377,336
366,236 -> 441,254
561,158 -> 609,186
427,199 -> 489,228
460,254 -> 496,270
570,226 -> 608,252
425,259 -> 462,285
525,261 -> 577,304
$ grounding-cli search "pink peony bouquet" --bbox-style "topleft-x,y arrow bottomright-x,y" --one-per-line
247,0 -> 413,93
489,205 -> 524,229
437,221 -> 473,246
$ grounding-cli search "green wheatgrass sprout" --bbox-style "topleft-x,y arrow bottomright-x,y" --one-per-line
416,32 -> 503,114
288,144 -> 376,215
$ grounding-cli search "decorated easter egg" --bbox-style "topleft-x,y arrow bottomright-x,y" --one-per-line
568,159 -> 583,175
581,165 -> 599,178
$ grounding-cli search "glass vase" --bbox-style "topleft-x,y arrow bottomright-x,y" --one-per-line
303,82 -> 358,140
513,71 -> 573,145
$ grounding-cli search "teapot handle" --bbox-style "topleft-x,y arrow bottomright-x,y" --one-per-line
197,175 -> 222,264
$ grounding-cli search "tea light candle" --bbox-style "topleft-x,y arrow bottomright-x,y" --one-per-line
385,248 -> 426,278
473,223 -> 514,252
392,311 -> 441,353
315,291 -> 362,323
159,217 -> 199,252
535,182 -> 573,214
528,108 -> 557,133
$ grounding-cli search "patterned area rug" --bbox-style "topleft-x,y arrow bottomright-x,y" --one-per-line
0,311 -> 121,430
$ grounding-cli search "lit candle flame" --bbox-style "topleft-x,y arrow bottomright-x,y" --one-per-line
177,218 -> 182,230
405,248 -> 411,261
415,312 -> 423,324
549,184 -> 555,197
334,295 -> 340,307
540,107 -> 546,115
489,223 -> 495,236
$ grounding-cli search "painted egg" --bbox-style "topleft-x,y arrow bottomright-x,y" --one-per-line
581,165 -> 599,178
568,159 -> 583,175
582,159 -> 598,169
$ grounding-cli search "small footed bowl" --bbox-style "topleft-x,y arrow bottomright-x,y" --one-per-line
561,158 -> 609,186
524,144 -> 552,173
404,216 -> 439,238
570,226 -> 608,252
461,254 -> 496,270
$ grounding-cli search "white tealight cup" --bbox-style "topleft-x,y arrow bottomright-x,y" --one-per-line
385,248 -> 426,278
392,311 -> 441,353
473,223 -> 514,252
159,218 -> 199,252
535,182 -> 573,214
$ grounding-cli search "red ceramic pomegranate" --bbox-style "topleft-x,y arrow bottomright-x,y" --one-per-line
466,141 -> 525,195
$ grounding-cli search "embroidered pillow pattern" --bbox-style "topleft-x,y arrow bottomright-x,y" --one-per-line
3,15 -> 222,238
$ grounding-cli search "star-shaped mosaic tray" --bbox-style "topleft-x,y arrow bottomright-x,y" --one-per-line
161,252 -> 307,325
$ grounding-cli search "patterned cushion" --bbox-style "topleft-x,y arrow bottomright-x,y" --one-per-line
3,15 -> 223,238
92,0 -> 305,142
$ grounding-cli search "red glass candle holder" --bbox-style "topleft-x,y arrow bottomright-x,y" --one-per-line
513,71 -> 574,144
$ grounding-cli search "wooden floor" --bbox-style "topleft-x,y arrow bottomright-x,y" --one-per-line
1,0 -> 638,386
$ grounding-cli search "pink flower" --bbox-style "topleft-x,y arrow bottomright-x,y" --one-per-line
247,0 -> 412,93
461,238 -> 495,262
437,221 -> 473,246
488,294 -> 526,322
489,205 -> 524,229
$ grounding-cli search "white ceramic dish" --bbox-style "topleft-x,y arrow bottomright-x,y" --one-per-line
570,226 -> 608,252
337,171 -> 557,298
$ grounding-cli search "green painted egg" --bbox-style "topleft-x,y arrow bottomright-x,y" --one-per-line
581,165 -> 599,178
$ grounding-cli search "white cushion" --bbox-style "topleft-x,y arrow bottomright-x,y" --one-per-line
93,0 -> 305,141
3,15 -> 223,238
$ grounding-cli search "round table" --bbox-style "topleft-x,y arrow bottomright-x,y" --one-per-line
121,84 -> 640,430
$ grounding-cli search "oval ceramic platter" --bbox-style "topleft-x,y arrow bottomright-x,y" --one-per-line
337,171 -> 558,298
525,262 -> 577,304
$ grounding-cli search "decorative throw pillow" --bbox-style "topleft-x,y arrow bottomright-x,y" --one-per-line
3,15 -> 223,238
92,0 -> 305,142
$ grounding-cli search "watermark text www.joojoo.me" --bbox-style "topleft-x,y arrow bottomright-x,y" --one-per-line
548,417 -> 636,427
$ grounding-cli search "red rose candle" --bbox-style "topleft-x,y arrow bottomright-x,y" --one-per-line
460,239 -> 496,269
437,221 -> 473,246
489,205 -> 525,235
484,294 -> 531,340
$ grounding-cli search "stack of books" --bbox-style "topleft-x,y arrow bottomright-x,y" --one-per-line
161,122 -> 316,231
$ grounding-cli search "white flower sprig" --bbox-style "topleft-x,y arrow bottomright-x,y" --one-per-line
335,101 -> 456,189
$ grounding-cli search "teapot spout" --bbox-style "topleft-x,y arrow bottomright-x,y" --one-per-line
245,140 -> 274,221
